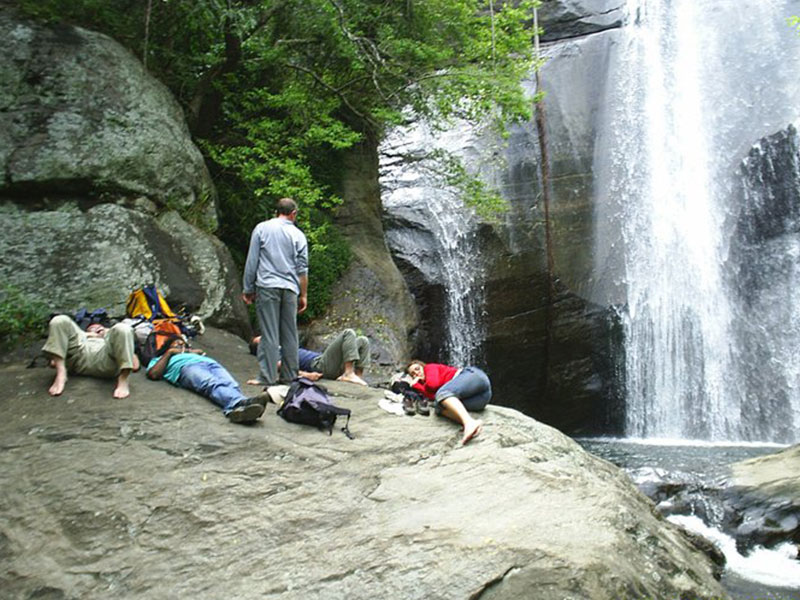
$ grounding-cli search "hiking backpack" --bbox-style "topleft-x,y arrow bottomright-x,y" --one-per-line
277,377 -> 354,439
126,285 -> 176,321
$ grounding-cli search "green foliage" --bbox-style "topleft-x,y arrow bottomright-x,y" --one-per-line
426,149 -> 508,222
18,0 -> 540,316
303,223 -> 351,322
0,284 -> 48,350
790,16 -> 800,35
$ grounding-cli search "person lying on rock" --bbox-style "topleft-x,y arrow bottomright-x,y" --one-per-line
147,335 -> 267,424
248,328 -> 370,386
43,315 -> 138,399
406,360 -> 491,445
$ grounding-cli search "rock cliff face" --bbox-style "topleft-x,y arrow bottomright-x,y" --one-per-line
729,125 -> 800,443
0,7 -> 248,334
379,6 -> 627,435
304,139 -> 419,367
0,327 -> 728,600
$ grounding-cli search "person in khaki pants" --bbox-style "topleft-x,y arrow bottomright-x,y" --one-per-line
42,315 -> 138,399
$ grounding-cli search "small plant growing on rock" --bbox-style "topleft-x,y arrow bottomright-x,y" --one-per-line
0,284 -> 49,351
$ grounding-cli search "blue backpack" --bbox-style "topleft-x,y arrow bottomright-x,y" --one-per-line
278,377 -> 354,439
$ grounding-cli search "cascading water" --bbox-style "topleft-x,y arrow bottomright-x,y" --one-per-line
593,0 -> 800,442
380,121 -> 487,365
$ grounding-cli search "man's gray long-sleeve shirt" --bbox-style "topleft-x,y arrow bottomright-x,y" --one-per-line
242,217 -> 308,295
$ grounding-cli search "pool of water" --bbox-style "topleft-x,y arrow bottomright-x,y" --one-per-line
576,438 -> 800,599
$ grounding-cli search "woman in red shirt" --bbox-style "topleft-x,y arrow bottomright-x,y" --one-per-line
406,360 -> 492,444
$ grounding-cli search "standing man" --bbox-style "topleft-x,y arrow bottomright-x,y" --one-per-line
242,197 -> 309,386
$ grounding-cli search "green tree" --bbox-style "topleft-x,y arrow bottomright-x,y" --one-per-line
20,0 -> 539,318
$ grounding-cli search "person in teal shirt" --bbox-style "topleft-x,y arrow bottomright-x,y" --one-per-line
147,336 -> 266,424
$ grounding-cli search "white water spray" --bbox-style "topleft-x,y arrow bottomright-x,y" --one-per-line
380,121 -> 487,365
595,0 -> 800,441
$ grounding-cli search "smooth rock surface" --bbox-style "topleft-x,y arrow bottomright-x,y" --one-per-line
0,329 -> 727,599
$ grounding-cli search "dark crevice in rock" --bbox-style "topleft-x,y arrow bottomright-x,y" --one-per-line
469,565 -> 521,600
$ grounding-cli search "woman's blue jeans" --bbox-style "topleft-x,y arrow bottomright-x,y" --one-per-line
434,366 -> 492,413
178,361 -> 246,414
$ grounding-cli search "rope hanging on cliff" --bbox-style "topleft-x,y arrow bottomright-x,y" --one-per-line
533,7 -> 557,398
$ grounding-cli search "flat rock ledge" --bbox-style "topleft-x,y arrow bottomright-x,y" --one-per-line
0,329 -> 726,600
724,445 -> 800,551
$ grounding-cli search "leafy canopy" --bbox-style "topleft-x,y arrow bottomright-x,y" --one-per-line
20,0 -> 539,318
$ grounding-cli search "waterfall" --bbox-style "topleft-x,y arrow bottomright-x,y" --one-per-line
594,0 -> 800,441
380,121 -> 488,366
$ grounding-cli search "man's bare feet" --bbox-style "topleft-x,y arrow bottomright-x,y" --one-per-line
113,380 -> 130,399
113,370 -> 131,399
461,419 -> 483,445
48,370 -> 68,396
337,372 -> 368,386
48,357 -> 68,396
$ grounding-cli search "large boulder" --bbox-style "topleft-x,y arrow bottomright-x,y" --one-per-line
0,204 -> 250,336
0,6 -> 214,222
725,445 -> 800,551
0,7 -> 248,334
0,328 -> 728,599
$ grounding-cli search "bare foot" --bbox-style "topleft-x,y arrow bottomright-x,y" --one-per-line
113,381 -> 130,399
461,419 -> 483,445
132,354 -> 141,372
337,372 -> 368,386
246,378 -> 267,386
48,370 -> 68,396
113,371 -> 131,399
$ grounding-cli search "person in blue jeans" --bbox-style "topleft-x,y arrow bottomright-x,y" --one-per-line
406,360 -> 492,445
146,336 -> 267,424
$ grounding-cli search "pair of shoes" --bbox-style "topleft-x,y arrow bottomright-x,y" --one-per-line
402,394 -> 416,416
416,397 -> 431,416
227,398 -> 266,424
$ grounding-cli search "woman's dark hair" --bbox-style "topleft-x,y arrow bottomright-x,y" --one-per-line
155,334 -> 185,358
405,359 -> 426,374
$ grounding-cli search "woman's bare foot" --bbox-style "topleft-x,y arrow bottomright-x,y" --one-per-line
461,419 -> 483,445
337,372 -> 368,386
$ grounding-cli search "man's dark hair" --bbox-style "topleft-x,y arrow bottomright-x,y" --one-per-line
155,334 -> 184,358
276,197 -> 297,216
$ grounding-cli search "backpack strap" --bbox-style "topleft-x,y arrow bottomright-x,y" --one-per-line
340,413 -> 354,440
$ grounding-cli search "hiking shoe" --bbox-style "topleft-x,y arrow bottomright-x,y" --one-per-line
249,391 -> 271,408
227,399 -> 265,424
416,397 -> 431,416
402,394 -> 416,416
